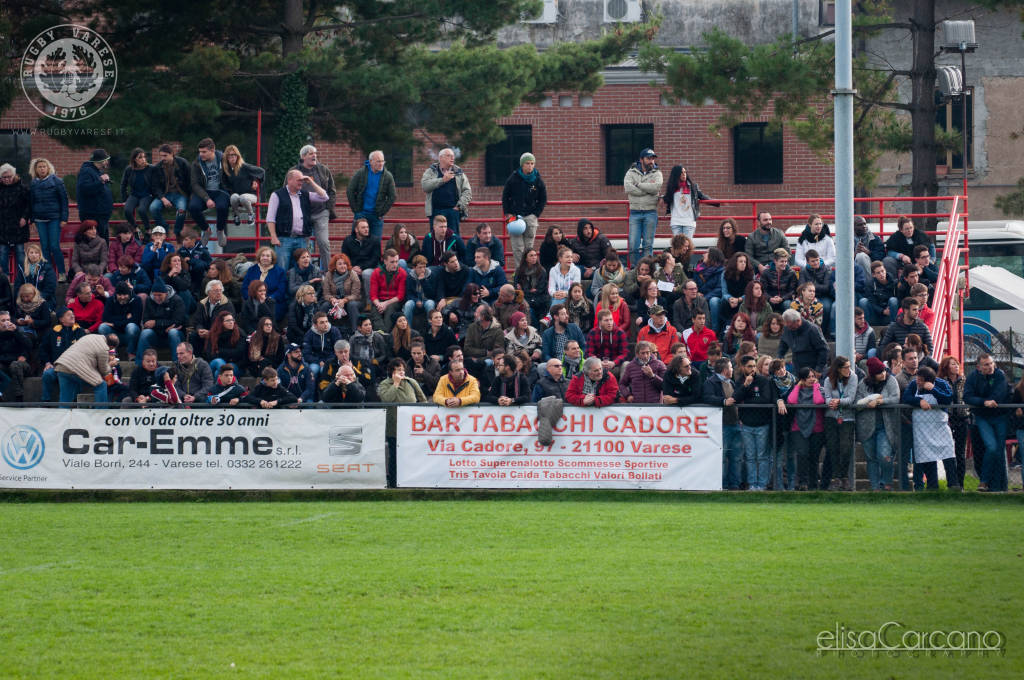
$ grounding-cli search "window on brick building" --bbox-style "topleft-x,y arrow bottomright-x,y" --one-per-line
384,146 -> 413,187
0,130 -> 32,179
604,124 -> 654,186
935,89 -> 973,170
733,123 -> 783,184
485,126 -> 533,186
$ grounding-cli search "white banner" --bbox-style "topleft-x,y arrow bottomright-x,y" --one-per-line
397,405 -> 722,490
0,408 -> 386,489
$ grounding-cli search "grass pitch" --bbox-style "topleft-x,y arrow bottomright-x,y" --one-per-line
1,493 -> 1022,679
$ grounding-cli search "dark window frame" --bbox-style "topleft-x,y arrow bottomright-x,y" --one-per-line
383,146 -> 413,187
733,123 -> 783,185
603,124 -> 655,186
485,125 -> 533,187
0,129 -> 32,180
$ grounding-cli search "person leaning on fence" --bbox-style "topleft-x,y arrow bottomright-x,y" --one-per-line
0,310 -> 32,401
484,352 -> 530,406
433,359 -> 481,407
244,367 -> 299,409
733,353 -> 784,491
787,366 -> 826,491
619,341 -> 665,404
777,308 -> 828,376
938,355 -> 969,490
173,342 -> 214,403
855,357 -> 901,491
28,157 -> 68,279
127,349 -> 161,403
320,362 -> 366,404
901,365 -> 957,491
821,355 -> 858,491
661,354 -> 701,406
502,153 -> 547,267
566,356 -> 618,407
964,354 -> 1011,492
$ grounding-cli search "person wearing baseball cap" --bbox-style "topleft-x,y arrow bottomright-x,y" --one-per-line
76,149 -> 114,239
855,355 -> 900,490
636,303 -> 678,361
624,147 -> 663,267
277,341 -> 315,403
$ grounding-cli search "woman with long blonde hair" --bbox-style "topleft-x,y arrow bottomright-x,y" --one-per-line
220,144 -> 265,241
28,157 -> 68,279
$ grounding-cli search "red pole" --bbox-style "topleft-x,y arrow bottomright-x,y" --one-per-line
255,108 -> 263,252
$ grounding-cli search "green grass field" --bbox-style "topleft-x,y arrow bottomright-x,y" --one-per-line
1,492 -> 1022,679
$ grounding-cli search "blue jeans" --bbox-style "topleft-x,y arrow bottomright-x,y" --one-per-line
354,212 -> 384,243
722,424 -> 744,490
707,296 -> 722,333
628,209 -> 658,267
36,219 -> 65,274
430,208 -> 462,236
0,244 -> 25,277
866,297 -> 899,325
740,424 -> 771,490
976,417 -> 1008,491
150,193 -> 188,235
124,194 -> 152,229
275,236 -> 309,271
41,366 -> 58,402
98,322 -> 140,356
671,223 -> 696,239
188,190 -> 230,233
773,431 -> 796,490
209,359 -> 240,375
403,298 -> 436,323
136,327 -> 185,364
862,424 -> 893,490
57,371 -> 108,407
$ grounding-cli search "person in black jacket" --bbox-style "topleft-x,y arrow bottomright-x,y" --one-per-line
187,138 -> 230,243
341,216 -> 382,293
38,307 -> 86,401
196,364 -> 248,405
733,353 -> 784,491
120,148 -> 153,232
661,354 -> 702,406
485,352 -> 530,405
244,367 -> 299,408
777,309 -> 829,375
502,152 -> 547,267
148,144 -> 192,237
98,283 -> 143,360
571,218 -> 612,280
964,354 -> 1011,492
127,349 -> 161,403
220,144 -> 265,246
320,362 -> 366,404
76,149 -> 114,240
0,310 -> 32,400
203,310 -> 247,375
0,164 -> 31,277
137,279 -> 187,363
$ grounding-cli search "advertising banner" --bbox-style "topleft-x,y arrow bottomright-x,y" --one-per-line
397,405 -> 722,490
0,408 -> 386,489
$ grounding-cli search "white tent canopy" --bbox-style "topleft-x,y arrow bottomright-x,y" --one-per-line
969,265 -> 1024,312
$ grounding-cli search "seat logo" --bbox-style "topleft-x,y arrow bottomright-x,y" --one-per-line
2,426 -> 45,470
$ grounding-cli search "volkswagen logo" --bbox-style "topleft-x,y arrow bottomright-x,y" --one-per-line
2,425 -> 45,470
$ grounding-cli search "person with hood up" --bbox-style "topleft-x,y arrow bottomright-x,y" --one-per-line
572,218 -> 612,280
794,214 -> 836,268
502,152 -> 547,266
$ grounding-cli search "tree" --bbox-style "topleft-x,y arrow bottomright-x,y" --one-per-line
640,1 -> 1021,218
3,0 -> 655,184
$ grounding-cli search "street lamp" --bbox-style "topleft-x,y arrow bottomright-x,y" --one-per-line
940,20 -> 978,198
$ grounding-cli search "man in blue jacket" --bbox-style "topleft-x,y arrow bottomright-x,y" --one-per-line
76,149 -> 114,239
541,304 -> 586,361
964,354 -> 1011,491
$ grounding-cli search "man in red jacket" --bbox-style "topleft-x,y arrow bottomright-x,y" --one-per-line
567,356 -> 619,406
368,249 -> 407,331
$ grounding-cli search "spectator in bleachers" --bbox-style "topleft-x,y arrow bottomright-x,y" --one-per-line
938,355 -> 968,490
286,284 -> 319,345
402,254 -> 437,327
431,251 -> 468,312
589,251 -> 625,302
485,352 -> 530,406
159,252 -> 195,314
433,359 -> 480,407
879,297 -> 933,356
173,342 -> 214,403
907,283 -> 934,328
637,305 -> 677,362
119,149 -> 152,234
777,308 -> 828,375
286,247 -> 323,299
721,311 -> 755,358
406,340 -> 441,396
140,225 -> 174,281
464,304 -> 504,373
852,307 -> 877,363
187,139 -> 229,247
28,157 -> 68,280
468,247 -> 507,306
502,153 -> 546,267
246,316 -> 284,377
39,307 -> 85,402
567,356 -> 618,406
464,223 -> 504,269
913,245 -> 938,288
661,354 -> 701,406
0,310 -> 32,401
692,249 -> 724,330
149,366 -> 181,404
594,283 -> 630,336
14,283 -> 51,343
539,225 -> 572,271
736,280 -> 768,333
190,279 -> 234,349
786,366 -> 826,490
137,279 -> 187,362
240,280 -> 276,335
790,282 -> 824,329
668,233 -> 696,278
422,148 -> 472,236
67,282 -> 104,332
855,357 -> 900,491
108,224 -> 143,273
541,304 -> 586,362
822,355 -> 858,491
389,315 -> 420,363
653,251 -> 686,310
75,149 -> 114,240
442,283 -> 483,339
745,211 -> 788,274
504,311 -> 542,364
54,331 -> 117,404
533,357 -> 569,402
127,349 -> 161,403
619,341 -> 665,404
423,309 -> 456,365
203,310 -> 245,374
853,215 -> 885,280
672,280 -> 709,333
98,282 -> 142,360
571,218 -> 611,281
241,246 -> 288,320
514,248 -> 550,324
794,215 -> 836,268
220,144 -> 264,241
903,333 -> 937,372
350,314 -> 389,376
866,259 -> 899,325
562,340 -> 585,379
420,215 -> 465,271
892,346 -> 918,491
902,364 -> 956,491
368,249 -> 407,331
895,264 -> 933,307
203,260 -> 241,309
320,362 -> 366,404
176,228 -> 211,295
682,311 -> 716,368
715,218 -> 746,261
15,243 -> 57,304
276,342 -> 315,403
148,144 -> 191,237
720,252 -> 754,333
66,264 -> 114,305
322,253 -> 363,335
762,248 -> 798,313
493,284 -> 528,330
548,245 -> 580,311
295,145 -> 337,269
245,367 -> 298,408
621,256 -> 655,305
884,216 -> 934,280
107,255 -> 152,298
196,364 -> 248,406
964,353 -> 1010,492
634,279 -> 665,331
379,356 -> 428,406
800,249 -> 834,333
623,148 -> 662,266
69,220 -> 107,276
303,311 -> 343,379
702,357 -> 743,489
383,223 -> 420,272
564,282 -> 593,331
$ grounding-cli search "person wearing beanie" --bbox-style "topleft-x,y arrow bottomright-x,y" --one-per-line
503,310 -> 543,364
98,281 -> 144,360
502,151 -> 547,267
137,276 -> 187,362
855,356 -> 901,490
